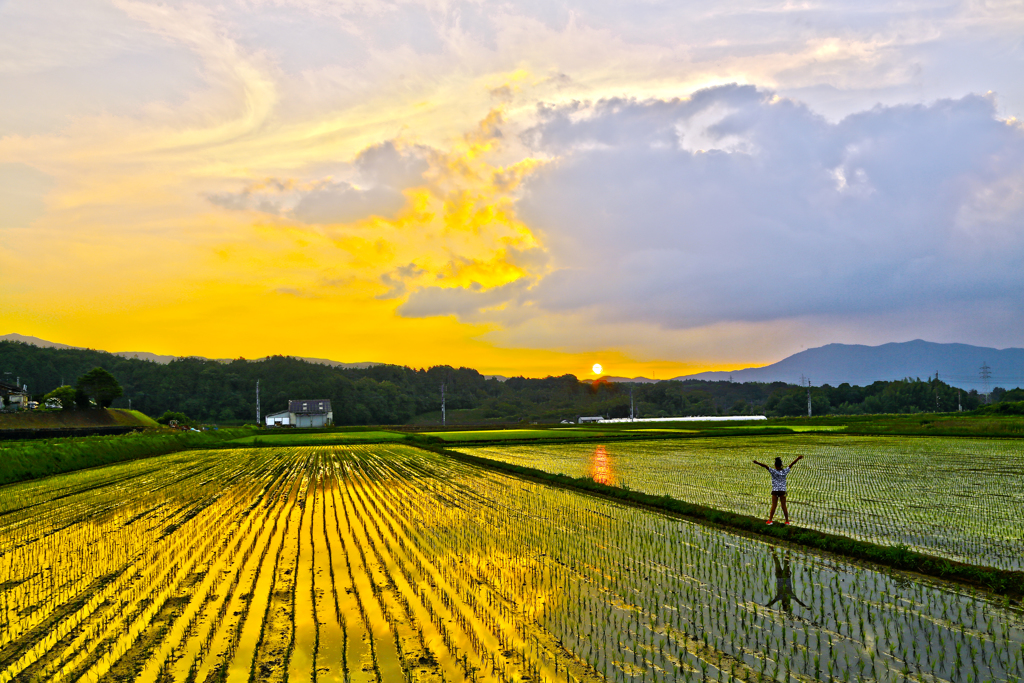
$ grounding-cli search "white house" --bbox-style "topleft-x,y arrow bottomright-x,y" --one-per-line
265,399 -> 333,428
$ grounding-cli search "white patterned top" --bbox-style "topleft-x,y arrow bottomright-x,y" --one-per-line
768,466 -> 791,492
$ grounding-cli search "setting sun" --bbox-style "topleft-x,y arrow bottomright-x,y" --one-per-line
592,363 -> 603,375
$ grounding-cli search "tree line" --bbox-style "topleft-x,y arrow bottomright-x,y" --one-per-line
0,340 -> 1007,424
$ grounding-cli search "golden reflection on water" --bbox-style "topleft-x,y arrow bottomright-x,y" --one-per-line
590,445 -> 615,485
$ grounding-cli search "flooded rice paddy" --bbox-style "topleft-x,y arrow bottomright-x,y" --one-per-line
459,436 -> 1024,570
0,443 -> 1022,682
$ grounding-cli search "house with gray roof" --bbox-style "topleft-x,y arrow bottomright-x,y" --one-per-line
288,399 -> 333,428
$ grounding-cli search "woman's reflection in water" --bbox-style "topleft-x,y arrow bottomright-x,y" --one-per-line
590,445 -> 614,485
766,548 -> 807,613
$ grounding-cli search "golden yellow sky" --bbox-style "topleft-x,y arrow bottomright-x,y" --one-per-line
0,15 -> 756,379
1,107 -> 745,377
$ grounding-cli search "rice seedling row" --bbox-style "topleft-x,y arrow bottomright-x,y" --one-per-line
457,435 -> 1024,570
1,443 -> 1022,682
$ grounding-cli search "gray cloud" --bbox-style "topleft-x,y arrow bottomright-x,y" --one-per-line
290,181 -> 406,224
521,88 -> 1024,329
377,262 -> 427,300
399,279 -> 533,322
405,86 -> 1024,343
207,178 -> 291,213
354,141 -> 431,189
206,141 -> 430,224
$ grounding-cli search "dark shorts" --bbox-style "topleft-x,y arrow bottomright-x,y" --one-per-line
771,490 -> 787,497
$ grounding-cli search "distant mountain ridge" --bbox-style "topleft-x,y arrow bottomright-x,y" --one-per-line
597,376 -> 658,384
672,340 -> 1024,390
0,334 -> 381,369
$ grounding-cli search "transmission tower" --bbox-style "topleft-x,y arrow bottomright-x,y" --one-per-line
980,362 -> 992,403
256,379 -> 261,426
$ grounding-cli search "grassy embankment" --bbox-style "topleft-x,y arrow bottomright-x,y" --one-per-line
0,425 -> 249,486
0,408 -> 159,429
403,431 -> 1024,599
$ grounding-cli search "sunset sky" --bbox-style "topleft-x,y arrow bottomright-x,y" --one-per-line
2,0 -> 1023,378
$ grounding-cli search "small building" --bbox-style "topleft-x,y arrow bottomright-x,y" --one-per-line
577,416 -> 604,423
5,393 -> 29,410
288,399 -> 333,428
264,410 -> 291,427
1,379 -> 28,411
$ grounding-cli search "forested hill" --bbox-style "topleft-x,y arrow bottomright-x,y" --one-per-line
0,341 -> 992,423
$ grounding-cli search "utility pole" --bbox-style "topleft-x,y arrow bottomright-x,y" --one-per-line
630,386 -> 635,422
806,377 -> 812,418
256,379 -> 261,426
441,370 -> 455,426
958,390 -> 962,412
980,362 -> 992,403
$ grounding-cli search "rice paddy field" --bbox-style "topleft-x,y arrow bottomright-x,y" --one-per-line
2,443 -> 1024,682
456,435 -> 1024,571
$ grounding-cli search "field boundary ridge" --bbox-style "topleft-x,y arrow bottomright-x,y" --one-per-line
188,427 -> 800,450
0,407 -> 158,430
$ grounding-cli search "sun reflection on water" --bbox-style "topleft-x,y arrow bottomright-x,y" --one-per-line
590,445 -> 615,485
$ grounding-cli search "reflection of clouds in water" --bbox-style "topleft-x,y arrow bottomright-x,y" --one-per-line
590,445 -> 614,485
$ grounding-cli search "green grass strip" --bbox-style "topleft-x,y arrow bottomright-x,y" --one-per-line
0,430 -> 242,487
411,437 -> 1024,600
227,430 -> 406,445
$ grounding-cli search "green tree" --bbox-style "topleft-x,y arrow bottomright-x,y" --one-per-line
76,367 -> 123,408
157,410 -> 192,426
43,385 -> 77,410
